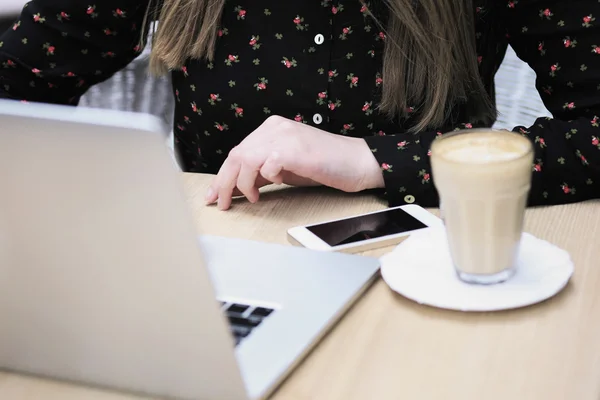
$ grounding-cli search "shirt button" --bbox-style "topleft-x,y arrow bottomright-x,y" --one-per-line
314,34 -> 325,45
404,195 -> 415,204
313,113 -> 323,125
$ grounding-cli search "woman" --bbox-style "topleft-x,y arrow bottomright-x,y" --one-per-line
1,0 -> 599,210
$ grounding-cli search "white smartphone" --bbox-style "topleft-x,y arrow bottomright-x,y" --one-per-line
287,204 -> 442,253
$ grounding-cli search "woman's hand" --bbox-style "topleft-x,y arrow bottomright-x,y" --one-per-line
206,115 -> 384,210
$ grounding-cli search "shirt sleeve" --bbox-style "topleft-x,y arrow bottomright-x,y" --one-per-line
0,0 -> 150,104
364,0 -> 600,208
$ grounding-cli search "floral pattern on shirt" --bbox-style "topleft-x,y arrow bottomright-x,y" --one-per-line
1,0 -> 600,207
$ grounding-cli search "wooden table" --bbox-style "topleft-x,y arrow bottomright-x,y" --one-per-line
2,173 -> 599,400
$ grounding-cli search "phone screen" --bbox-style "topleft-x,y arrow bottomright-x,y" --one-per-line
306,208 -> 428,247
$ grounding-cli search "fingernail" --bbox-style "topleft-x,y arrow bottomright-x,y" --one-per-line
205,188 -> 214,203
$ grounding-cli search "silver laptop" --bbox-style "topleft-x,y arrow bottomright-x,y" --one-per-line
0,100 -> 380,400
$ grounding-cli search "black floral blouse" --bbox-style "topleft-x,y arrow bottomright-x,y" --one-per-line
1,0 -> 600,207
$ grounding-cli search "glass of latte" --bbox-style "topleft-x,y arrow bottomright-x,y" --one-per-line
430,129 -> 534,284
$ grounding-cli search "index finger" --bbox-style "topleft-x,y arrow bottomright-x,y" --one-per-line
206,153 -> 242,210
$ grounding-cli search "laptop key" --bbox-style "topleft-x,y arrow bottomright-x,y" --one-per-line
250,307 -> 273,318
226,303 -> 249,314
228,315 -> 261,328
231,325 -> 252,338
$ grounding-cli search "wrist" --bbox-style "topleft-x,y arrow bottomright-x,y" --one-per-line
355,138 -> 385,191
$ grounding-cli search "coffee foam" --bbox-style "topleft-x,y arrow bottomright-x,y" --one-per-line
436,131 -> 531,164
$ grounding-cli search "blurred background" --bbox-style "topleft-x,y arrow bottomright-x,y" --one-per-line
1,3 -> 552,133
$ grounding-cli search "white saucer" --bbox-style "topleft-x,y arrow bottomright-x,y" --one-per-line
380,227 -> 574,312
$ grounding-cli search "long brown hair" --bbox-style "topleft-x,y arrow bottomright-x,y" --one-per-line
146,0 -> 495,132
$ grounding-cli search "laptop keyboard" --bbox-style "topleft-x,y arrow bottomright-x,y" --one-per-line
220,301 -> 275,346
